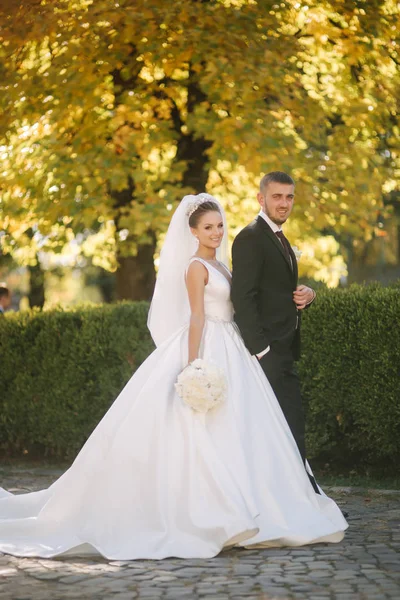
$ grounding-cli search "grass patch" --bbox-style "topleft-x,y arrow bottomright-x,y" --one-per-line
316,472 -> 400,490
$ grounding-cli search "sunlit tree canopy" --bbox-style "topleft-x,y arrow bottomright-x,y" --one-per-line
0,0 -> 399,296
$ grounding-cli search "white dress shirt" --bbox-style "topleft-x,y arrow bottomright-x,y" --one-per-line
258,209 -> 282,234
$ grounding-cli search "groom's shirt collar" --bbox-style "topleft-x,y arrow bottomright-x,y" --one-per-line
258,210 -> 282,233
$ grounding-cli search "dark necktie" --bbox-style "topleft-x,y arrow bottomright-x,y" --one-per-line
275,230 -> 292,267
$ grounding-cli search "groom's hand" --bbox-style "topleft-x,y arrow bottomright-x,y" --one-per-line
293,285 -> 315,310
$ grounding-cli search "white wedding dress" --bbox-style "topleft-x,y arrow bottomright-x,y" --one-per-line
0,258 -> 347,560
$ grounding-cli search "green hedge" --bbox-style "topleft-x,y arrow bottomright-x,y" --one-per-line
0,285 -> 399,472
299,283 -> 400,473
0,303 -> 154,459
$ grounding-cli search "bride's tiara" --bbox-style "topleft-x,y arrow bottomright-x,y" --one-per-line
186,194 -> 215,219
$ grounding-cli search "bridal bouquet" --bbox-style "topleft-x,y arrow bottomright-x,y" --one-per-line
175,359 -> 227,414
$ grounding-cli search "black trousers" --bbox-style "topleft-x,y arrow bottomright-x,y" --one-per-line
259,348 -> 306,461
258,348 -> 320,494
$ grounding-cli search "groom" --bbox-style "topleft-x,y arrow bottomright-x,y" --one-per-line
231,171 -> 316,475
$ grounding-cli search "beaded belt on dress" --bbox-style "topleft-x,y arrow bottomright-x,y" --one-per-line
205,315 -> 233,323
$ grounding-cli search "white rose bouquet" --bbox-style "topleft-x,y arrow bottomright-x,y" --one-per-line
175,359 -> 227,414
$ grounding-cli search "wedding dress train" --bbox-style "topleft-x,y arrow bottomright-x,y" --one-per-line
0,258 -> 347,559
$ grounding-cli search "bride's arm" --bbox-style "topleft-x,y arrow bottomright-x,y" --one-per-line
186,261 -> 208,364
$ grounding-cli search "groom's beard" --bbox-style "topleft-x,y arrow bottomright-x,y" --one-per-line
263,206 -> 290,226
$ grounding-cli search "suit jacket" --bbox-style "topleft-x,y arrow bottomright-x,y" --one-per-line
231,215 -> 301,360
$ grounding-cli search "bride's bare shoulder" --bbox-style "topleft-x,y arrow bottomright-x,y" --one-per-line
186,258 -> 209,285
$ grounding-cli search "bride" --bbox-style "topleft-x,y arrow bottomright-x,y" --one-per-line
0,194 -> 347,560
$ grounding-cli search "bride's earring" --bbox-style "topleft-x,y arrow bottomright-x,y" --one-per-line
190,228 -> 200,246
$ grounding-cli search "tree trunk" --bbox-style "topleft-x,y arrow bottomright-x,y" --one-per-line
28,260 -> 45,309
111,61 -> 211,301
110,55 -> 159,301
174,71 -> 212,191
112,178 -> 157,301
116,234 -> 157,301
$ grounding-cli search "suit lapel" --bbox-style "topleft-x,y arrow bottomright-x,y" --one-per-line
287,243 -> 298,283
256,216 -> 297,283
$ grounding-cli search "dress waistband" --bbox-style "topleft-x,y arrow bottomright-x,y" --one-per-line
205,315 -> 234,324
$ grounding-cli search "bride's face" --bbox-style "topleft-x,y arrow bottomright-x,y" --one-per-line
191,211 -> 224,250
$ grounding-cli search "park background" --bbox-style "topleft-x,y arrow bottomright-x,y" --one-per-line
0,0 -> 399,484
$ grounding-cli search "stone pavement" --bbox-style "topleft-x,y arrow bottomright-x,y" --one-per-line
0,466 -> 399,600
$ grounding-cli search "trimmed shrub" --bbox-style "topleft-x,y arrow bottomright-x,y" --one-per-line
0,303 -> 154,458
299,283 -> 400,472
0,284 -> 399,471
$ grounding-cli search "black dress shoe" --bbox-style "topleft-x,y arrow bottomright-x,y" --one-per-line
307,472 -> 321,495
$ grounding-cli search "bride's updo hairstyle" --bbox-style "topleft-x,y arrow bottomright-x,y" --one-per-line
188,200 -> 221,228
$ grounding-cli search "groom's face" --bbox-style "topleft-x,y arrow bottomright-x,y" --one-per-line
257,182 -> 295,226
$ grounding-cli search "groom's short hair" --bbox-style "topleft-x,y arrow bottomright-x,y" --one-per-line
260,171 -> 294,193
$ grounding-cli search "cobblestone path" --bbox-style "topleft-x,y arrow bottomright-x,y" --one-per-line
0,466 -> 399,599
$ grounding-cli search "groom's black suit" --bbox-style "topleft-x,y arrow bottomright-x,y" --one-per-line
231,215 -> 306,461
